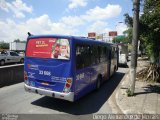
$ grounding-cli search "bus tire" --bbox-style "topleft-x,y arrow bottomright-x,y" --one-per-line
114,66 -> 116,73
96,77 -> 101,90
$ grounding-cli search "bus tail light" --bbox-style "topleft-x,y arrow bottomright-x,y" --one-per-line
24,71 -> 28,80
65,83 -> 71,88
67,79 -> 72,83
63,78 -> 72,93
24,71 -> 29,85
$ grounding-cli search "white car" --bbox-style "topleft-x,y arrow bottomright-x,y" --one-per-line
119,53 -> 128,67
0,51 -> 24,66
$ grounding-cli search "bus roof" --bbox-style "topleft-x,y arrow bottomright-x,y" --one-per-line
27,34 -> 116,46
28,34 -> 74,40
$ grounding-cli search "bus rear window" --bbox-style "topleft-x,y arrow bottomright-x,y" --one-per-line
26,38 -> 70,60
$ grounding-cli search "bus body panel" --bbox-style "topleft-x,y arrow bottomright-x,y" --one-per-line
24,36 -> 75,101
24,57 -> 72,92
74,67 -> 93,100
74,63 -> 110,101
73,38 -> 111,100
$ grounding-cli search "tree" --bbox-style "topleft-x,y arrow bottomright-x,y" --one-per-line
20,40 -> 27,43
123,13 -> 134,46
14,39 -> 20,42
140,0 -> 160,63
124,13 -> 133,27
123,28 -> 133,44
136,0 -> 160,82
0,42 -> 9,49
13,39 -> 26,43
124,0 -> 160,79
112,36 -> 128,43
124,0 -> 160,83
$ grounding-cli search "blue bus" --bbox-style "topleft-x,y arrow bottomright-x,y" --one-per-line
24,34 -> 118,102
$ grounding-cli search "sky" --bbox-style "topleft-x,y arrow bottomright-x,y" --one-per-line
0,0 -> 133,42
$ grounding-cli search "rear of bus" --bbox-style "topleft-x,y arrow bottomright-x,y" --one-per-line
24,35 -> 74,102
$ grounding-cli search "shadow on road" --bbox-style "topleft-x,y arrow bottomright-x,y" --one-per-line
31,72 -> 125,115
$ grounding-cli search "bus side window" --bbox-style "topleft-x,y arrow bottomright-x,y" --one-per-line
104,46 -> 108,62
76,44 -> 91,70
99,46 -> 106,63
111,47 -> 115,59
82,45 -> 91,67
91,45 -> 99,65
95,46 -> 99,64
115,47 -> 118,58
76,45 -> 84,70
102,46 -> 106,62
98,46 -> 101,63
105,47 -> 109,61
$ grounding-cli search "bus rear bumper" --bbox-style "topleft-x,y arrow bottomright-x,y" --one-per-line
24,84 -> 74,102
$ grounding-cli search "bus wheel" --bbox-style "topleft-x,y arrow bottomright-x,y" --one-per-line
96,77 -> 101,90
114,66 -> 116,73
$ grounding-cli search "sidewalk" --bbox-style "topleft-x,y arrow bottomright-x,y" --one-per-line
116,59 -> 160,114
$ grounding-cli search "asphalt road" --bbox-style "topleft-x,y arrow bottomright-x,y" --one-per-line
0,67 -> 128,120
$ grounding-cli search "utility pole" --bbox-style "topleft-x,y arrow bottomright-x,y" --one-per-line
130,0 -> 140,95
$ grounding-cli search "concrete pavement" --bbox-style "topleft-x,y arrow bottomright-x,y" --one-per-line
115,59 -> 160,114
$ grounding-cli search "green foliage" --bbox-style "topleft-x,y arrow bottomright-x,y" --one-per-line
122,13 -> 133,44
124,13 -> 133,27
0,42 -> 9,49
14,39 -> 21,42
126,88 -> 133,97
140,0 -> 160,63
14,39 -> 26,43
112,36 -> 126,43
20,40 -> 27,43
123,28 -> 132,44
123,0 -> 160,63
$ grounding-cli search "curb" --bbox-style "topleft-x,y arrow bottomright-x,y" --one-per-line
115,71 -> 130,114
108,71 -> 129,114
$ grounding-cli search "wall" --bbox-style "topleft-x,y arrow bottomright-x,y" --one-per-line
0,64 -> 24,87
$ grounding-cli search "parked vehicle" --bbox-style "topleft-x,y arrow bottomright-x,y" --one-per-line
117,43 -> 128,66
119,53 -> 127,66
0,51 -> 24,66
18,52 -> 25,56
